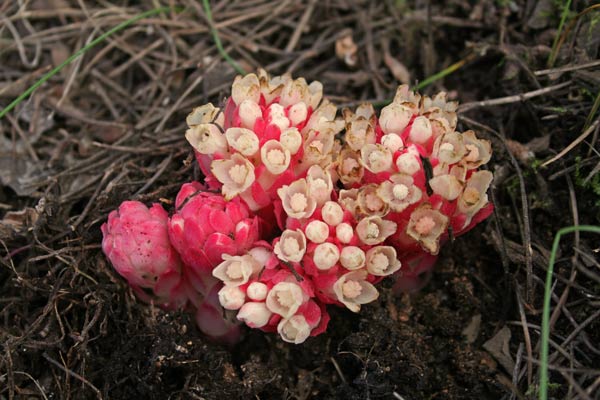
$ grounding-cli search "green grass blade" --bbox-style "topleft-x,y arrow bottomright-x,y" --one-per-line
547,0 -> 573,68
0,6 -> 182,120
202,0 -> 247,75
540,225 -> 600,400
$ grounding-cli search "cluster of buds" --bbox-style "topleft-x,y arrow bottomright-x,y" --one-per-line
101,71 -> 493,344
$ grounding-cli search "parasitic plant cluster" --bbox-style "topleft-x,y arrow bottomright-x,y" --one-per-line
101,70 -> 494,344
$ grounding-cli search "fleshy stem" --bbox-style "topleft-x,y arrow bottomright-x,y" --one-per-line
539,225 -> 600,400
202,0 -> 247,75
0,6 -> 183,120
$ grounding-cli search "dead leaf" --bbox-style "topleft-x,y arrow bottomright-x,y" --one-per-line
381,38 -> 410,84
335,30 -> 358,68
483,326 -> 515,373
462,314 -> 482,344
0,207 -> 40,239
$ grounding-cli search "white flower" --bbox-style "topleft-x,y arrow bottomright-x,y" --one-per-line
306,165 -> 333,206
356,216 -> 397,245
457,170 -> 493,220
461,131 -> 492,169
266,282 -> 305,318
186,103 -> 221,127
395,151 -> 421,175
357,184 -> 389,217
278,315 -> 311,344
360,144 -> 393,173
377,174 -> 422,212
274,229 -> 307,263
428,174 -> 463,201
232,73 -> 260,104
406,204 -> 449,255
261,139 -> 291,175
211,154 -> 255,200
432,131 -> 466,165
225,127 -> 260,156
212,254 -> 260,286
186,123 -> 227,155
333,270 -> 379,312
288,102 -> 308,126
365,246 -> 401,276
277,179 -> 317,219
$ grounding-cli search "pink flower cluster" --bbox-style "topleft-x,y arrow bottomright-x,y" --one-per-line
101,70 -> 493,344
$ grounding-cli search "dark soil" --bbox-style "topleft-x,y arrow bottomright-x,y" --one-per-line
1,1 -> 599,399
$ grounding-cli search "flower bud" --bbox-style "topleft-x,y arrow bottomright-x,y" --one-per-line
307,165 -> 333,206
313,242 -> 340,270
238,99 -> 262,129
379,103 -> 412,134
280,127 -> 302,154
267,103 -> 290,130
218,286 -> 246,310
232,74 -> 260,104
305,220 -> 329,243
339,246 -> 366,270
247,282 -> 268,301
395,152 -> 421,175
381,133 -> 404,153
335,223 -> 354,243
322,201 -> 344,226
288,102 -> 308,126
429,174 -> 463,201
186,103 -> 220,127
408,116 -> 432,144
237,302 -> 272,328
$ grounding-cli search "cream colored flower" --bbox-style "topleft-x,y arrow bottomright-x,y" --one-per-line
377,174 -> 422,212
461,131 -> 492,169
432,131 -> 466,165
232,73 -> 260,104
333,270 -> 379,312
237,302 -> 272,328
307,165 -> 333,206
212,254 -> 261,286
406,204 -> 449,255
339,246 -> 366,270
186,123 -> 227,155
274,229 -> 307,263
218,286 -> 246,310
408,116 -> 433,144
186,103 -> 221,127
428,174 -> 464,201
304,220 -> 329,243
337,148 -> 364,186
379,102 -> 412,134
313,242 -> 340,270
261,140 -> 291,175
278,315 -> 312,344
266,282 -> 305,318
457,170 -> 493,219
357,184 -> 389,217
225,127 -> 260,156
360,144 -> 393,173
356,216 -> 397,245
366,246 -> 401,276
277,179 -> 317,219
211,154 -> 255,200
280,127 -> 303,155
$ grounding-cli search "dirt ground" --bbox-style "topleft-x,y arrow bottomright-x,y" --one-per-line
1,1 -> 599,399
